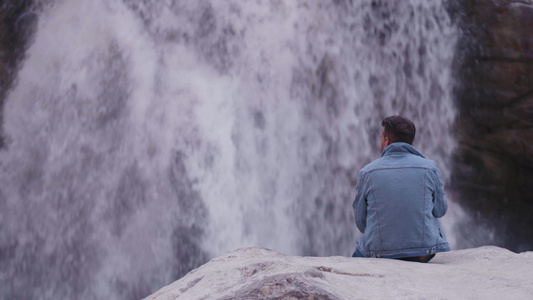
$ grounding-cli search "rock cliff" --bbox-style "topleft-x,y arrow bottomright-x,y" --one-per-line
450,0 -> 533,251
145,246 -> 533,300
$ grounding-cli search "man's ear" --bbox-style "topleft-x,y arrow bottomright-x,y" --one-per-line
384,136 -> 390,147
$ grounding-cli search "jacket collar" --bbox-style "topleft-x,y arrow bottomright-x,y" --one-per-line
381,142 -> 426,158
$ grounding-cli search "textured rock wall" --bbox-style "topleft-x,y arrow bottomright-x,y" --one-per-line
450,0 -> 533,251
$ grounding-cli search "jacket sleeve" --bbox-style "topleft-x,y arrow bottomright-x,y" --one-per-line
432,164 -> 448,218
353,171 -> 368,233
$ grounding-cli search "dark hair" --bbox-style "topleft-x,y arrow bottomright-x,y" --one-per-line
381,115 -> 416,145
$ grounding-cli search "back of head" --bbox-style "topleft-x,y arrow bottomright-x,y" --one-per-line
382,115 -> 416,145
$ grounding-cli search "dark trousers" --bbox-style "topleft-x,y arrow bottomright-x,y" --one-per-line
352,248 -> 435,263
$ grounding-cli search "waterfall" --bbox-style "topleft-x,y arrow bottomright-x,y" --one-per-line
0,0 -> 458,299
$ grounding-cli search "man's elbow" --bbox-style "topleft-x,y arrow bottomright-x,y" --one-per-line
432,205 -> 447,218
432,211 -> 444,218
356,220 -> 366,233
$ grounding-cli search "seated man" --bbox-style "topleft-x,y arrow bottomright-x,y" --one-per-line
352,115 -> 450,262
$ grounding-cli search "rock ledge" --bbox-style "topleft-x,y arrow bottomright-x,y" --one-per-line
145,246 -> 533,299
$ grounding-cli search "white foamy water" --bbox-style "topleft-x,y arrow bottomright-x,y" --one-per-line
0,0 -> 458,299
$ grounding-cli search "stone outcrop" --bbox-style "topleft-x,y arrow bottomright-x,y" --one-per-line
450,0 -> 533,251
145,247 -> 533,300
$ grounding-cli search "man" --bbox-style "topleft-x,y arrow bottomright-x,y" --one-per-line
352,115 -> 450,262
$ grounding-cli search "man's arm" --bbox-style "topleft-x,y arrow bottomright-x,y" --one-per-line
353,171 -> 368,233
432,164 -> 448,218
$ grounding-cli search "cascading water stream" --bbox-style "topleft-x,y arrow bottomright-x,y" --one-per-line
0,0 -> 458,299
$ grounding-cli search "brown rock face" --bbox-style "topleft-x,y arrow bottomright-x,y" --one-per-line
451,0 -> 533,251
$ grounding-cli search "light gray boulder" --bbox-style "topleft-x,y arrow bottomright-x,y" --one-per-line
145,246 -> 533,300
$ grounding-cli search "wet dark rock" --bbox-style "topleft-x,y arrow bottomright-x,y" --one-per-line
0,0 -> 37,149
450,0 -> 533,251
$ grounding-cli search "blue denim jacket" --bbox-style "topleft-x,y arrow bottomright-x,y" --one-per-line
353,142 -> 451,258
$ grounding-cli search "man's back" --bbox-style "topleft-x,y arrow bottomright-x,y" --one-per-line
353,142 -> 450,259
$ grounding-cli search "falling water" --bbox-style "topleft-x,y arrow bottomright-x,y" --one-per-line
0,0 -> 458,299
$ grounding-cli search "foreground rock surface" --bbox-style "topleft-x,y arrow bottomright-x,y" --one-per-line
145,246 -> 533,300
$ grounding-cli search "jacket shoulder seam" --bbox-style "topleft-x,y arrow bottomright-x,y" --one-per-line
362,166 -> 436,174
